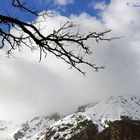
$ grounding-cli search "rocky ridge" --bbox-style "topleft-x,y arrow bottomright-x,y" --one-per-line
0,95 -> 140,140
31,95 -> 140,140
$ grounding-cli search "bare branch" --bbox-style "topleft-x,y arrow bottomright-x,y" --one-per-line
0,2 -> 118,75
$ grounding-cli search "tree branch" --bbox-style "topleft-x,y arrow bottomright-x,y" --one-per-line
0,2 -> 119,75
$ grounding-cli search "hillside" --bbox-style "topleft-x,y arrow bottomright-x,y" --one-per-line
32,95 -> 140,140
0,95 -> 140,140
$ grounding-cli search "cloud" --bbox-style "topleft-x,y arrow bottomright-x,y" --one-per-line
54,0 -> 74,6
90,1 -> 108,11
0,0 -> 140,122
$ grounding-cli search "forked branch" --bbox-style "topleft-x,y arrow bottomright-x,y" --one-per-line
0,1 -> 119,75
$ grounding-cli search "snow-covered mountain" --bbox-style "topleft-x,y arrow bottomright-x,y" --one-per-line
0,120 -> 20,140
0,113 -> 62,140
85,95 -> 140,131
32,113 -> 95,140
32,95 -> 140,140
13,113 -> 62,140
0,95 -> 140,140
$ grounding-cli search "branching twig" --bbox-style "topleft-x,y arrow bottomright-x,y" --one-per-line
0,1 -> 119,75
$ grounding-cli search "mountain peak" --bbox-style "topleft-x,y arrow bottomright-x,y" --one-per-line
0,95 -> 140,140
31,95 -> 140,140
85,95 -> 140,131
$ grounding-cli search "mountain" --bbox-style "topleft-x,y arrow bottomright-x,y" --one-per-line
0,113 -> 62,140
13,113 -> 62,140
84,95 -> 140,131
32,113 -> 98,140
0,120 -> 20,140
0,95 -> 140,140
96,120 -> 140,140
32,95 -> 140,140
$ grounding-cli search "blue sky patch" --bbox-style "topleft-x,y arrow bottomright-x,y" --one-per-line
0,0 -> 110,22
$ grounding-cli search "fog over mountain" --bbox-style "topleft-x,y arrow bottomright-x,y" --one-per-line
0,0 -> 140,122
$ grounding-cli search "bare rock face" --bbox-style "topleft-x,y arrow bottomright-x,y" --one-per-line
68,120 -> 98,140
14,131 -> 24,140
96,120 -> 140,140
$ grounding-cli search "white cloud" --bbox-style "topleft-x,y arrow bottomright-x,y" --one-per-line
54,0 -> 74,6
1,0 -> 140,122
91,1 -> 107,11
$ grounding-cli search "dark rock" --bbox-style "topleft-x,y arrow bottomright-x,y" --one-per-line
45,119 -> 140,140
13,131 -> 24,140
69,120 -> 98,140
96,120 -> 140,140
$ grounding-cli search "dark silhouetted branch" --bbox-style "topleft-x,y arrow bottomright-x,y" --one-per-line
0,1 -> 119,75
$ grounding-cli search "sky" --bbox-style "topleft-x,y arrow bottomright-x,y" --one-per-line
0,0 -> 140,123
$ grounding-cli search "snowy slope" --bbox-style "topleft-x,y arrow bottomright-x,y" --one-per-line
33,95 -> 140,140
85,95 -> 140,131
0,113 -> 62,140
32,113 -> 92,140
0,121 -> 20,140
14,113 -> 62,140
0,95 -> 140,140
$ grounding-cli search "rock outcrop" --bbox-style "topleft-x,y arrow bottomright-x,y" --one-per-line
96,120 -> 140,140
